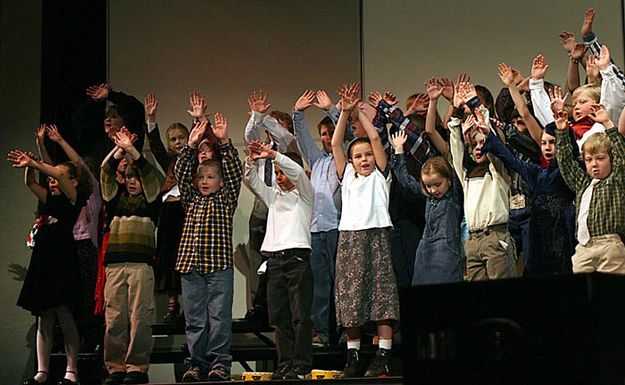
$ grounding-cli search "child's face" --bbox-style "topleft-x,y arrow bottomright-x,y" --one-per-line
197,141 -> 216,163
167,128 -> 188,156
350,142 -> 376,176
124,169 -> 143,196
584,151 -> 612,179
319,124 -> 335,153
422,172 -> 451,199
104,110 -> 124,138
197,165 -> 223,196
48,164 -> 77,196
573,92 -> 598,121
274,165 -> 295,191
471,132 -> 488,164
541,131 -> 557,162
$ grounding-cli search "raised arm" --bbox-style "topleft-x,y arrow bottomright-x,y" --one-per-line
143,93 -> 171,171
529,54 -> 555,127
595,45 -> 625,126
243,141 -> 276,206
245,90 -> 271,144
559,31 -> 585,92
113,129 -> 160,202
35,124 -> 53,165
212,113 -> 243,204
175,120 -> 206,203
390,131 -> 423,198
425,77 -> 450,155
331,94 -> 358,180
7,150 -> 48,202
554,110 -> 588,193
293,90 -> 324,167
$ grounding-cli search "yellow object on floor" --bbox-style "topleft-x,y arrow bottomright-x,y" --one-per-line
241,372 -> 272,381
311,369 -> 342,379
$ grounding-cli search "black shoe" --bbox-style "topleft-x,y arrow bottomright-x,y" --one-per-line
271,364 -> 291,380
284,365 -> 312,380
23,372 -> 50,385
364,348 -> 392,377
103,372 -> 125,385
207,367 -> 230,381
181,366 -> 202,382
122,371 -> 149,384
341,349 -> 362,378
57,371 -> 79,385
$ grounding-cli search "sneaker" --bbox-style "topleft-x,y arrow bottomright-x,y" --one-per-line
208,367 -> 230,381
122,371 -> 149,384
181,366 -> 202,382
312,333 -> 330,348
340,349 -> 362,378
271,364 -> 291,380
284,365 -> 312,380
103,372 -> 126,385
364,348 -> 392,377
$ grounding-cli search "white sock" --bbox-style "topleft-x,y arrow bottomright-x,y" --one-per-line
347,339 -> 361,350
379,338 -> 392,350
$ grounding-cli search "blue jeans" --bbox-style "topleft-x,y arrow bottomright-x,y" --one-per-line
310,230 -> 338,338
180,268 -> 233,371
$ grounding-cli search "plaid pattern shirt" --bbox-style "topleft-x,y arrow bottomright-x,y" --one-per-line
375,100 -> 435,163
174,141 -> 243,274
556,127 -> 625,241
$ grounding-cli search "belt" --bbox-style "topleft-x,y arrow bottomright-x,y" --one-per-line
262,248 -> 311,258
469,223 -> 508,236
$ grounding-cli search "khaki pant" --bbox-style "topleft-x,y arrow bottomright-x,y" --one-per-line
465,225 -> 518,281
572,234 -> 625,274
104,263 -> 155,374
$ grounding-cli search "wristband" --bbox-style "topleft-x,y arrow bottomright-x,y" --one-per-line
466,96 -> 480,110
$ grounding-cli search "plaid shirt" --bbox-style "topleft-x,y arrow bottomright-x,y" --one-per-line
375,100 -> 435,163
174,141 -> 243,274
556,127 -> 625,241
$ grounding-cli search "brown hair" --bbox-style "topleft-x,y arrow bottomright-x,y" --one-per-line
59,161 -> 93,197
420,156 -> 453,197
197,159 -> 223,179
270,110 -> 293,134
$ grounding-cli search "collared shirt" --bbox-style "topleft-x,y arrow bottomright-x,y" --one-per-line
292,109 -> 341,232
556,127 -> 625,241
174,141 -> 243,274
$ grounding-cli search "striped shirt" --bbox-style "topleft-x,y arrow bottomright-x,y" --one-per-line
556,127 -> 625,241
174,141 -> 243,274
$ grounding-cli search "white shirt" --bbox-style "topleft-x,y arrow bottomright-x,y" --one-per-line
338,163 -> 392,231
244,153 -> 313,252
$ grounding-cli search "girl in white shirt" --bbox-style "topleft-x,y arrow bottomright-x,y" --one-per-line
331,85 -> 399,378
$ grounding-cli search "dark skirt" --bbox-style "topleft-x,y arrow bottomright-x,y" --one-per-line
335,227 -> 399,327
154,200 -> 184,293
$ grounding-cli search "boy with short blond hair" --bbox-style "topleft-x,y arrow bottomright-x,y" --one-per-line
555,106 -> 625,273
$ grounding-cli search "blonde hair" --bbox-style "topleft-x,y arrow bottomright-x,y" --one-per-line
420,156 -> 453,197
572,84 -> 601,103
581,132 -> 612,158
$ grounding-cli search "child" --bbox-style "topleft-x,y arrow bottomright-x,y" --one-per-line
8,136 -> 91,385
100,129 -> 161,385
555,105 -> 625,273
449,82 -> 518,280
144,92 -> 189,323
174,116 -> 243,382
390,131 -> 464,285
244,139 -> 314,380
332,85 -> 399,378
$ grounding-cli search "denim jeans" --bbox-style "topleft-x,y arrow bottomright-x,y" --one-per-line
267,250 -> 314,368
310,230 -> 338,339
180,268 -> 233,371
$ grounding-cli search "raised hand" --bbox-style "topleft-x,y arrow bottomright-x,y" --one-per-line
113,129 -> 135,151
212,112 -> 228,143
452,83 -> 464,109
145,93 -> 158,120
247,140 -> 274,160
569,43 -> 587,62
558,31 -> 577,52
456,82 -> 478,104
338,82 -> 361,99
294,90 -> 316,112
498,63 -> 516,86
474,108 -> 490,136
555,110 -> 569,131
581,8 -> 595,36
339,83 -> 361,112
7,149 -> 33,168
425,77 -> 443,100
531,54 -> 549,80
462,115 -> 477,144
86,83 -> 111,101
406,93 -> 429,115
367,91 -> 383,108
383,91 -> 399,106
596,45 -> 611,71
188,120 -> 208,148
589,104 -> 611,125
45,124 -> 63,143
313,90 -> 333,111
548,85 -> 569,115
586,55 -> 600,84
390,130 -> 408,152
187,92 -> 208,119
36,124 -> 46,143
248,90 -> 271,114
438,77 -> 454,101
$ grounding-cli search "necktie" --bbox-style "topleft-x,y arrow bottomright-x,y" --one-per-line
263,157 -> 273,187
577,178 -> 601,245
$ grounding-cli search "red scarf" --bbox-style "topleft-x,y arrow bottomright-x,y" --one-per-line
570,117 -> 594,140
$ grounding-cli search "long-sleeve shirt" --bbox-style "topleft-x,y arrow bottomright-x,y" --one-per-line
449,107 -> 511,231
174,141 -> 243,274
556,127 -> 625,241
244,153 -> 313,252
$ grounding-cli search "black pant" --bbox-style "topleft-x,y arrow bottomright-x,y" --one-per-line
266,250 -> 314,368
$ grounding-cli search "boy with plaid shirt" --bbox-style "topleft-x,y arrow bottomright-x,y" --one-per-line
174,116 -> 243,382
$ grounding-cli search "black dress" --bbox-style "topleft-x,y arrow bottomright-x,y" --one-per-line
17,191 -> 87,316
